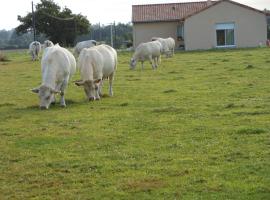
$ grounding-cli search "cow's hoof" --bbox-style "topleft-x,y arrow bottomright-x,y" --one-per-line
89,96 -> 95,101
40,106 -> 48,110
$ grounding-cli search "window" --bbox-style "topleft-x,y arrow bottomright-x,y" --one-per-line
216,23 -> 235,47
177,24 -> 184,41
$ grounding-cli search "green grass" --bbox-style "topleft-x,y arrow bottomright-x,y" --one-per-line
0,48 -> 269,199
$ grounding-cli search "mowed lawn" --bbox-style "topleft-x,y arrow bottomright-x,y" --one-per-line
0,48 -> 269,199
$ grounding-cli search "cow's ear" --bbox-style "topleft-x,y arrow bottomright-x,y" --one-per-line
74,80 -> 85,86
94,79 -> 101,84
31,87 -> 40,93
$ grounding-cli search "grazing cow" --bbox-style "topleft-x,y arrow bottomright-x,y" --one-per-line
29,41 -> 41,61
31,44 -> 76,109
75,44 -> 117,101
74,40 -> 97,56
151,37 -> 175,57
130,40 -> 162,70
43,40 -> 54,48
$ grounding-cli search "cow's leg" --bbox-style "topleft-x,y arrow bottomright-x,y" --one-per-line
154,56 -> 159,69
158,55 -> 161,65
108,73 -> 114,96
95,82 -> 101,100
98,79 -> 104,97
51,94 -> 56,105
149,55 -> 155,70
59,77 -> 69,107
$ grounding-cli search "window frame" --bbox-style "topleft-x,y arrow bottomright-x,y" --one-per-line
215,22 -> 236,48
177,23 -> 184,41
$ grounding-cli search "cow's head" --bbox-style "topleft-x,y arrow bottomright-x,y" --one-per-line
75,79 -> 101,101
130,58 -> 137,69
31,85 -> 60,109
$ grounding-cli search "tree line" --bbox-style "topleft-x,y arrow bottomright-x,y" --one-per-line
0,22 -> 133,50
0,0 -> 132,50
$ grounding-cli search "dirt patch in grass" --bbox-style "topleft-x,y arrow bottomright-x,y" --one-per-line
245,64 -> 254,69
127,78 -> 141,81
121,178 -> 166,191
163,89 -> 177,93
120,102 -> 129,106
224,103 -> 245,109
168,71 -> 179,74
222,59 -> 229,62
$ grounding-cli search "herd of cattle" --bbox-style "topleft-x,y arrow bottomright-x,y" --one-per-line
28,37 -> 175,109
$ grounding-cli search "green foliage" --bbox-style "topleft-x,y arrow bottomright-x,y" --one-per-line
16,0 -> 90,46
76,22 -> 133,49
0,48 -> 269,199
0,29 -> 47,49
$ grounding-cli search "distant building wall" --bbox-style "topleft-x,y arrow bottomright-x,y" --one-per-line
184,1 -> 267,50
133,21 -> 180,48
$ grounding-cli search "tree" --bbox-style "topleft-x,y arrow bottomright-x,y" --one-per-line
76,22 -> 133,49
16,0 -> 90,46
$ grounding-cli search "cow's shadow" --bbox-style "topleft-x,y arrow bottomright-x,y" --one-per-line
16,99 -> 79,111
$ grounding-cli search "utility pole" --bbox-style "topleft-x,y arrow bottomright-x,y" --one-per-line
31,1 -> 36,41
99,22 -> 101,41
110,23 -> 113,47
114,21 -> 116,48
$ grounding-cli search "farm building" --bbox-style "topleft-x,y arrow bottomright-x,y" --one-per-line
132,0 -> 268,50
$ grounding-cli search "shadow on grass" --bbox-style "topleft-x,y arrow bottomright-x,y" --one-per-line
15,99 -> 79,111
163,89 -> 177,93
235,128 -> 266,135
0,103 -> 15,108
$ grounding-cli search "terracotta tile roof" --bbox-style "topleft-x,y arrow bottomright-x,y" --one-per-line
132,0 -> 266,23
132,1 -> 214,23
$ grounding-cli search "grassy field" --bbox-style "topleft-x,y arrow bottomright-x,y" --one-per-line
0,48 -> 269,199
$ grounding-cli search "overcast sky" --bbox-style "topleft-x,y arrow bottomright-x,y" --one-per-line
0,0 -> 269,30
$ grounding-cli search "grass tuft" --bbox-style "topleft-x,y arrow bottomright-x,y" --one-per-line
245,64 -> 254,69
163,89 -> 177,93
235,128 -> 266,135
120,102 -> 129,106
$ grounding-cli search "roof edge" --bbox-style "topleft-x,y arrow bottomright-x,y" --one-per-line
132,1 -> 211,7
184,0 -> 266,20
132,19 -> 182,24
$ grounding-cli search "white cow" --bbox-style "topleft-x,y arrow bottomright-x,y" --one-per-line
31,44 -> 76,109
74,40 -> 97,56
151,37 -> 175,57
75,44 -> 117,101
29,41 -> 41,61
43,40 -> 54,48
130,40 -> 162,70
